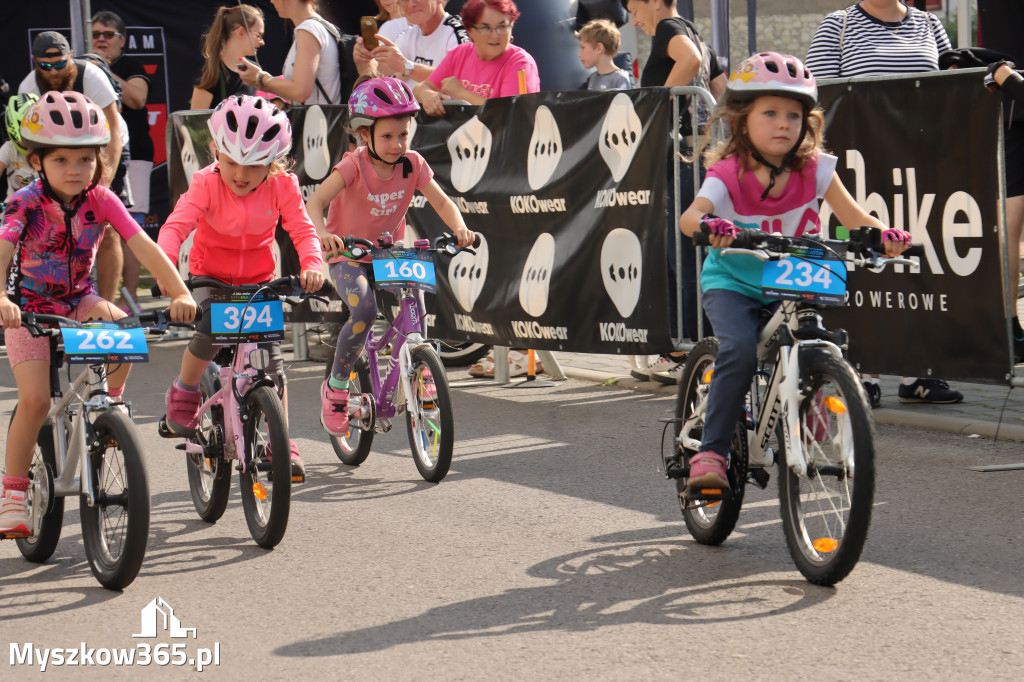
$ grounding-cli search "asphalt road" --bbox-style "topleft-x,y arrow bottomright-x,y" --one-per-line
2,338 -> 1023,680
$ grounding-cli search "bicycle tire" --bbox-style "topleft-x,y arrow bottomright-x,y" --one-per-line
13,412 -> 64,563
323,356 -> 375,465
238,385 -> 291,548
438,341 -> 491,367
185,367 -> 231,522
673,338 -> 746,545
80,409 -> 150,590
406,347 -> 454,482
777,354 -> 875,586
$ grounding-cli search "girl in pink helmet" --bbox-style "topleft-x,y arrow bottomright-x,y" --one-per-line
157,94 -> 324,482
0,92 -> 196,537
676,52 -> 912,493
305,77 -> 473,437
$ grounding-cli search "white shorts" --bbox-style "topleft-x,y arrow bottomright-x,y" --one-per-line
127,160 -> 153,215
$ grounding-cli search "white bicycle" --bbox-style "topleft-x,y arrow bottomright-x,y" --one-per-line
666,227 -> 920,585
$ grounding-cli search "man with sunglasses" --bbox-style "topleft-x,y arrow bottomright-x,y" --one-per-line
354,0 -> 469,88
17,30 -> 127,303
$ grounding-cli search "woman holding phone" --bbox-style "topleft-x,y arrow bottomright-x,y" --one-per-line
239,0 -> 340,106
191,4 -> 265,110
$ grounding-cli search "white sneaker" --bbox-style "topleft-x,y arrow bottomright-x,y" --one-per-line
0,489 -> 31,537
629,355 -> 661,380
652,356 -> 688,385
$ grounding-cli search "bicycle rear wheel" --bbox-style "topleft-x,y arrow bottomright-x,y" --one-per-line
324,356 -> 375,465
777,354 -> 874,586
14,413 -> 64,563
438,341 -> 490,367
80,409 -> 150,590
406,347 -> 454,482
186,367 -> 231,522
238,385 -> 291,548
674,338 -> 746,546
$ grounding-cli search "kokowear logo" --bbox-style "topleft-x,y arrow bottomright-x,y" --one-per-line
302,105 -> 330,181
178,124 -> 201,187
447,116 -> 492,192
527,105 -> 562,190
600,228 -> 643,317
519,233 -> 555,317
448,233 -> 489,312
598,93 -> 642,183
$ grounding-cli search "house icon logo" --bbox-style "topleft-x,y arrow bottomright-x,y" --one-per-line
133,597 -> 197,639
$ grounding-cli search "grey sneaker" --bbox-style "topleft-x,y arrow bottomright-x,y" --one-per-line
652,358 -> 687,386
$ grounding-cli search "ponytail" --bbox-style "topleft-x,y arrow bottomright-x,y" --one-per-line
196,4 -> 264,92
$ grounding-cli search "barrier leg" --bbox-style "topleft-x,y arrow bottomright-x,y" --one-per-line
292,322 -> 308,362
506,349 -> 559,389
493,345 -> 510,384
534,350 -> 566,381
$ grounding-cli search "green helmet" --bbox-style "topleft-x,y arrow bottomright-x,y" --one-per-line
5,93 -> 40,155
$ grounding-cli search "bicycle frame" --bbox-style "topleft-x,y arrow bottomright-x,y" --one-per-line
363,286 -> 429,424
180,342 -> 274,473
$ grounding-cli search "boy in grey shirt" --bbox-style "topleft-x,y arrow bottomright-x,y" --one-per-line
577,19 -> 633,90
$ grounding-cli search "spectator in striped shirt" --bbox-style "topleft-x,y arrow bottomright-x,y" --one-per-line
806,1 -> 963,406
805,1 -> 951,79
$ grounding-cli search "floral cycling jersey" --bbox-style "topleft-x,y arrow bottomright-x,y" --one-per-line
0,179 -> 141,314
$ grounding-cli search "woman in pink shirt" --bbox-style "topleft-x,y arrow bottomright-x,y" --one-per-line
413,0 -> 539,116
305,77 -> 473,437
158,95 -> 324,481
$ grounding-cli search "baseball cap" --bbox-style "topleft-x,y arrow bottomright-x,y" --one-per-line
33,31 -> 71,59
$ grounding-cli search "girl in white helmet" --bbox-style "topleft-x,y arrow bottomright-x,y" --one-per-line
157,94 -> 324,482
676,52 -> 911,493
0,92 -> 196,537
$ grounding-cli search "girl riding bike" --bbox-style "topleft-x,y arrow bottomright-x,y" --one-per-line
0,91 -> 196,537
305,76 -> 474,437
157,94 -> 324,482
677,52 -> 911,493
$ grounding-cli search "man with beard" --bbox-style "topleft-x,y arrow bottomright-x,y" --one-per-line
17,31 -> 127,303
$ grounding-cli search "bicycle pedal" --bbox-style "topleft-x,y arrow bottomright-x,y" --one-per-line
683,487 -> 725,502
747,468 -> 770,489
664,459 -> 687,479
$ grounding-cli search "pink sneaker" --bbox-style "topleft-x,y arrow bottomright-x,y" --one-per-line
165,382 -> 202,437
320,381 -> 350,436
686,451 -> 730,492
0,489 -> 31,538
417,368 -> 438,403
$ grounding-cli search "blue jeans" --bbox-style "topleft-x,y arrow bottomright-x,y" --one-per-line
699,288 -> 765,457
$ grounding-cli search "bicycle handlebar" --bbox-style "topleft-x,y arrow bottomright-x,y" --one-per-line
19,308 -> 197,338
185,274 -> 335,300
334,233 -> 481,260
693,224 -> 924,269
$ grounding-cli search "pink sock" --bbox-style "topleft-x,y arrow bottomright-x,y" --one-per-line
109,386 -> 125,399
3,475 -> 31,492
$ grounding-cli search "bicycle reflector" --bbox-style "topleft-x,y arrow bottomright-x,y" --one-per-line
249,348 -> 271,371
823,396 -> 847,414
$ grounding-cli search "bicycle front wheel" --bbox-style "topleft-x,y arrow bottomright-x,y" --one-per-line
777,354 -> 875,586
324,356 -> 375,465
674,337 -> 746,546
80,409 -> 150,590
406,348 -> 454,482
238,385 -> 291,548
14,413 -> 64,563
186,367 -> 231,522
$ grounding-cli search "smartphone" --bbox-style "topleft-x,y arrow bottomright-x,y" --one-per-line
237,56 -> 257,72
360,17 -> 379,51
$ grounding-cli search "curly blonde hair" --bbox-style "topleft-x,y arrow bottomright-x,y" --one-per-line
698,98 -> 826,176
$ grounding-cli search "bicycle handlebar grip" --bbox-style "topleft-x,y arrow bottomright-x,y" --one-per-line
692,230 -> 710,247
905,244 -> 925,258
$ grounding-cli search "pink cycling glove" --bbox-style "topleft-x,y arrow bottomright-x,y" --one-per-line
702,215 -> 739,238
881,228 -> 912,245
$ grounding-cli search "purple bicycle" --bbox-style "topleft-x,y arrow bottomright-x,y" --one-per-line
325,234 -> 477,482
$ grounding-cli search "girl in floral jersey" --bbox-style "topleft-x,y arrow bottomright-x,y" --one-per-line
0,92 -> 195,537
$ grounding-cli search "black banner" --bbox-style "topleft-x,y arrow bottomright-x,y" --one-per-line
817,70 -> 1006,382
406,89 -> 674,354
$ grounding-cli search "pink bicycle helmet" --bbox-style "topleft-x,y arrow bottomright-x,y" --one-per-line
347,77 -> 420,129
726,52 -> 817,109
20,91 -> 110,150
207,95 -> 291,165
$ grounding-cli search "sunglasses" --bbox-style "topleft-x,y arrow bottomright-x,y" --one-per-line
92,30 -> 122,40
36,58 -> 69,71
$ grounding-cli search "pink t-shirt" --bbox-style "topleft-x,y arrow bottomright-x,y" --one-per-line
323,147 -> 433,262
427,43 -> 540,99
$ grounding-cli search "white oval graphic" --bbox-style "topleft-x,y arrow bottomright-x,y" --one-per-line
447,116 -> 492,193
527,106 -> 562,191
600,228 -> 643,318
302,105 -> 331,181
518,233 -> 556,317
448,234 -> 489,312
598,93 -> 642,183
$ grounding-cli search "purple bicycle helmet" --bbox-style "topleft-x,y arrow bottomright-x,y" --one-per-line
726,52 -> 817,110
207,95 -> 291,165
347,77 -> 420,129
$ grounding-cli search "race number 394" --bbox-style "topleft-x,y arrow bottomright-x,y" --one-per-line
210,300 -> 283,334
